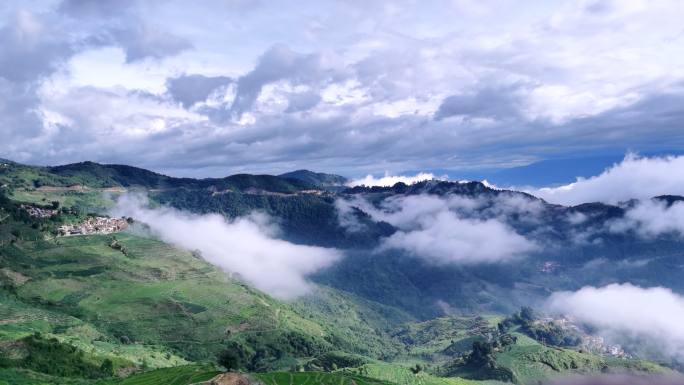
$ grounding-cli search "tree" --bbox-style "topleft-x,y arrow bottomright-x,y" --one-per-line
218,348 -> 243,371
519,306 -> 535,322
100,359 -> 114,377
51,201 -> 60,209
467,341 -> 496,368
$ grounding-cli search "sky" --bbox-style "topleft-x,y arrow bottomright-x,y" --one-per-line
1,0 -> 684,179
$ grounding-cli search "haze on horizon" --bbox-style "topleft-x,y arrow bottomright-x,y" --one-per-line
1,0 -> 683,181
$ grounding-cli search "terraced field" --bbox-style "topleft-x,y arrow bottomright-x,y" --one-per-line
355,363 -> 505,385
103,365 -> 219,385
254,371 -> 395,385
3,232 -> 331,361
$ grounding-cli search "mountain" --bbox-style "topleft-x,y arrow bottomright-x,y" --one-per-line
1,158 -> 682,384
279,169 -> 348,190
1,160 -> 316,193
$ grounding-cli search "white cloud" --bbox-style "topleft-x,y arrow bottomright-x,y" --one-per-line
112,194 -> 340,299
532,154 -> 684,205
3,2 -> 684,177
347,172 -> 437,187
338,194 -> 537,264
380,210 -> 536,264
609,199 -> 684,238
547,283 -> 684,359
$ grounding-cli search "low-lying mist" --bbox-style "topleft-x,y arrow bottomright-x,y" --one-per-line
547,283 -> 684,361
111,194 -> 341,299
336,193 -> 538,264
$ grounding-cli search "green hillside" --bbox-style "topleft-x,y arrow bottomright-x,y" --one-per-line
0,161 -> 680,385
1,160 -> 315,193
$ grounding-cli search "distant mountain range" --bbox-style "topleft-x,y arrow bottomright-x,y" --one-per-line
3,158 -> 684,318
1,157 -> 682,384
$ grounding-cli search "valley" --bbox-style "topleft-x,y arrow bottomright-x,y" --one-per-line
0,160 -> 682,385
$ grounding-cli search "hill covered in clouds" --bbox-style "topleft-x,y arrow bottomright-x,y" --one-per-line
3,154 -> 684,384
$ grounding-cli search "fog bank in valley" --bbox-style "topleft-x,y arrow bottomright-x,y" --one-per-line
112,194 -> 340,299
547,283 -> 684,360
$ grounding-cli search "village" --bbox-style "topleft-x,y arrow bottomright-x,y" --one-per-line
57,216 -> 129,236
536,316 -> 629,358
19,203 -> 130,236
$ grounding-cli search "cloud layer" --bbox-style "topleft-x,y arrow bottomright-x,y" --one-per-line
547,283 -> 684,359
532,154 -> 684,205
1,1 -> 684,177
112,194 -> 340,299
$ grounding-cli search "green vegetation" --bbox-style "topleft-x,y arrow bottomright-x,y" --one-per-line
102,364 -> 219,385
254,371 -> 395,385
0,161 -> 681,385
0,333 -> 110,379
498,308 -> 581,348
303,351 -> 370,371
352,362 -> 505,385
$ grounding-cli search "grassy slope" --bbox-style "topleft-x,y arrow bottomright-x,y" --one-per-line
293,287 -> 414,359
2,232 -> 331,361
391,316 -> 500,361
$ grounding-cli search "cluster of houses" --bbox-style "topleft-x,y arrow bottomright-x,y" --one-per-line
580,334 -> 629,358
21,204 -> 57,218
57,217 -> 129,236
537,316 -> 629,358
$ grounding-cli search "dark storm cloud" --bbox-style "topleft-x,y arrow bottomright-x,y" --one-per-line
285,91 -> 321,113
0,11 -> 74,82
58,0 -> 136,18
434,85 -> 525,121
112,23 -> 193,63
59,0 -> 193,63
230,44 -> 344,117
166,74 -> 233,108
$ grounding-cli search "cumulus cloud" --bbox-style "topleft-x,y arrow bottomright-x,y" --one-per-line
347,172 -> 438,187
338,194 -> 537,264
533,154 -> 684,205
111,194 -> 340,299
547,283 -> 684,359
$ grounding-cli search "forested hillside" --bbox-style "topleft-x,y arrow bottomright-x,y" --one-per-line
1,160 -> 682,384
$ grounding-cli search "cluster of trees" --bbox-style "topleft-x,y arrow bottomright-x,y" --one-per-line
217,331 -> 331,372
0,333 -> 114,379
498,307 -> 581,347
